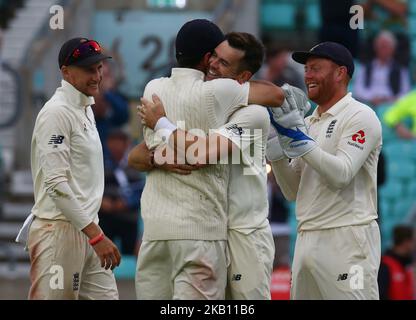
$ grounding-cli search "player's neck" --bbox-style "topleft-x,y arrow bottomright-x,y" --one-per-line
317,89 -> 348,115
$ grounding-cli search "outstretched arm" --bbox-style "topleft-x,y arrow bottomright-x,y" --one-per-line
138,83 -> 306,163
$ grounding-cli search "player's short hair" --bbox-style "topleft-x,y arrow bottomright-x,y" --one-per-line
176,55 -> 206,69
175,19 -> 225,69
393,225 -> 413,246
225,32 -> 265,74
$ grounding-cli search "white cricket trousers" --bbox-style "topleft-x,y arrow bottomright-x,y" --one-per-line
135,240 -> 227,300
291,221 -> 381,300
226,225 -> 275,300
28,217 -> 119,300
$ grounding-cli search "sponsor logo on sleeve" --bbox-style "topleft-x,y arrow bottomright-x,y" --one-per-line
347,130 -> 365,150
226,124 -> 243,136
352,130 -> 365,144
48,135 -> 65,148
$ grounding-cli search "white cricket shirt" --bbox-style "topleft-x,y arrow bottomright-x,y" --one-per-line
31,80 -> 104,227
215,105 -> 270,234
141,68 -> 249,241
275,93 -> 382,230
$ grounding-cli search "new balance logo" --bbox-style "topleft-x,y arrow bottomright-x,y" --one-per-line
226,124 -> 243,136
231,274 -> 242,281
337,273 -> 348,281
48,135 -> 65,145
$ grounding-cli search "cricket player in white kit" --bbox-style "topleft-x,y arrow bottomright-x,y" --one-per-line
26,38 -> 120,299
267,42 -> 382,299
135,32 -> 305,299
133,21 -> 286,300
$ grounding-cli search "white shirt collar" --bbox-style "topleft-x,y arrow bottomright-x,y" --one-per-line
61,79 -> 95,108
310,92 -> 353,120
171,68 -> 205,80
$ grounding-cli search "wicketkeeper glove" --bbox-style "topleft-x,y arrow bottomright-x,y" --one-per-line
268,84 -> 317,159
282,83 -> 311,116
266,127 -> 285,161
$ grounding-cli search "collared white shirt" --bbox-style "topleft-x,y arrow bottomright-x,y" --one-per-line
215,105 -> 270,233
140,68 -> 250,240
31,80 -> 103,225
292,93 -> 382,230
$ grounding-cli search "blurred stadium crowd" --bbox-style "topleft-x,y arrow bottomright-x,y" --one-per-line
0,0 -> 415,299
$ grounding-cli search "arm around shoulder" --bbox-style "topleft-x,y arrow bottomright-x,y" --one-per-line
248,80 -> 285,107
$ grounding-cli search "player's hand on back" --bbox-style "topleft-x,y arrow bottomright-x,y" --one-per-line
153,144 -> 202,175
138,94 -> 166,129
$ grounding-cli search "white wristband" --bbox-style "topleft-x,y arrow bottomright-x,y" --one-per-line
154,117 -> 177,142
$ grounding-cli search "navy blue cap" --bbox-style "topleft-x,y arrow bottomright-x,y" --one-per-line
58,37 -> 111,69
292,42 -> 354,77
175,19 -> 225,61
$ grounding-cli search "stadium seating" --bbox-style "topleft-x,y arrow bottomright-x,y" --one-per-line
386,159 -> 416,181
261,0 -> 320,31
379,180 -> 404,201
377,105 -> 416,248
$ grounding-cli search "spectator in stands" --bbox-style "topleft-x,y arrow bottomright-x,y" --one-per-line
362,0 -> 409,65
353,30 -> 411,107
260,46 -> 306,92
378,225 -> 415,300
92,60 -> 129,157
99,130 -> 144,255
363,0 -> 408,32
384,90 -> 416,139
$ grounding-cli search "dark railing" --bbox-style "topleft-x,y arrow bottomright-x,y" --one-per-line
0,62 -> 23,129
